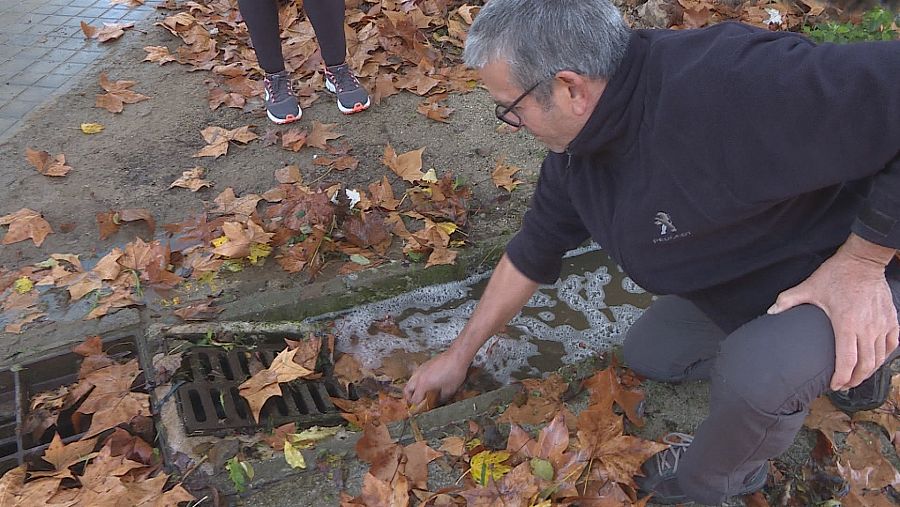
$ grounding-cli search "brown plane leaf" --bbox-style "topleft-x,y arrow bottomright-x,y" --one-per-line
212,188 -> 262,218
194,125 -> 257,158
0,208 -> 53,246
333,353 -> 367,392
281,128 -> 308,152
499,374 -> 568,426
25,147 -> 72,177
96,208 -> 155,240
208,87 -> 246,110
383,144 -> 425,182
368,176 -> 400,211
143,45 -> 176,65
95,73 -> 149,113
307,121 -> 343,150
275,165 -> 302,184
491,156 -> 524,192
356,422 -> 404,481
81,21 -> 134,42
239,347 -> 319,422
416,96 -> 453,123
169,166 -> 211,191
173,299 -> 223,321
5,312 -> 46,334
342,211 -> 392,255
805,396 -> 852,444
583,365 -> 647,427
42,433 -> 99,473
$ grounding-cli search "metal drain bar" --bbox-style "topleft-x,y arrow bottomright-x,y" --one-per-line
176,346 -> 349,435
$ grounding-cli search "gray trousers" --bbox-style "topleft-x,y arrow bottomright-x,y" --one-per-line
622,284 -> 900,504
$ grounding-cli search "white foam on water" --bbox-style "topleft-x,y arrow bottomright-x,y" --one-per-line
622,276 -> 646,294
326,248 -> 648,384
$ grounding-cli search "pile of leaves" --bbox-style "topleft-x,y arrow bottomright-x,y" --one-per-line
788,376 -> 900,506
330,363 -> 667,506
0,149 -> 472,332
146,0 -> 481,120
0,336 -> 193,506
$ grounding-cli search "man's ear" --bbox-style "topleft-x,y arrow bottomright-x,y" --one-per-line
554,71 -> 604,116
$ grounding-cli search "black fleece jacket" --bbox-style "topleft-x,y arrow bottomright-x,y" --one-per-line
504,22 -> 900,332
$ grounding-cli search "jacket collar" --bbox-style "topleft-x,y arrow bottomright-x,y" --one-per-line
566,31 -> 647,158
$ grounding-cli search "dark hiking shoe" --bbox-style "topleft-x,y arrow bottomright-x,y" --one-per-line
635,433 -> 768,505
263,70 -> 301,124
324,63 -> 371,114
828,362 -> 892,413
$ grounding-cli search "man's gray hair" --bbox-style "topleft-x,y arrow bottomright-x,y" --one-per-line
464,0 -> 631,100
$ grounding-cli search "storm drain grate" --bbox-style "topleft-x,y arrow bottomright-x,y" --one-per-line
0,338 -> 139,475
175,346 -> 351,435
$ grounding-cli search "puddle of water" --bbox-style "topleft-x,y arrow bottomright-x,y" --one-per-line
325,244 -> 654,385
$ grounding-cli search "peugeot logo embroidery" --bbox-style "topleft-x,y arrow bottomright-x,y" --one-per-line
652,212 -> 692,244
654,212 -> 676,235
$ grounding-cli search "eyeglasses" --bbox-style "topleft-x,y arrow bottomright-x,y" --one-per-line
494,79 -> 545,128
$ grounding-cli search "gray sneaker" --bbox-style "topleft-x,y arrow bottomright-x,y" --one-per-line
635,433 -> 768,504
324,63 -> 371,114
263,70 -> 302,124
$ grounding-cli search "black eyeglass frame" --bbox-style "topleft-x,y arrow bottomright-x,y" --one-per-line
494,78 -> 548,128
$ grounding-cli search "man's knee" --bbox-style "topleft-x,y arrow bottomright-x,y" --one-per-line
714,305 -> 835,414
622,332 -> 687,382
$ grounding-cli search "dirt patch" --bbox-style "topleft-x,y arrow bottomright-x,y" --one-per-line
0,13 -> 544,340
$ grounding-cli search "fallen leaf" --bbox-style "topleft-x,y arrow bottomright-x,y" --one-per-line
0,208 -> 53,246
95,73 -> 149,113
239,347 -> 319,422
306,121 -> 343,150
81,21 -> 134,42
281,128 -> 308,152
173,300 -> 223,321
283,440 -> 306,469
143,45 -> 176,64
169,167 -> 211,191
80,123 -> 104,134
5,312 -> 45,334
26,148 -> 72,177
194,125 -> 257,158
805,396 -> 852,444
491,156 -> 523,192
383,144 -> 425,182
275,165 -> 302,184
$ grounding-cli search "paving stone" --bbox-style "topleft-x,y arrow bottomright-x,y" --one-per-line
30,4 -> 61,15
53,61 -> 87,75
41,48 -> 79,63
0,85 -> 26,101
0,118 -> 21,137
53,5 -> 85,16
66,50 -> 101,64
24,23 -> 60,36
15,85 -> 58,103
33,72 -> 73,88
69,0 -> 100,7
77,6 -> 109,18
15,46 -> 51,60
24,60 -> 62,75
6,71 -> 44,87
0,59 -> 32,77
0,99 -> 41,120
53,37 -> 91,51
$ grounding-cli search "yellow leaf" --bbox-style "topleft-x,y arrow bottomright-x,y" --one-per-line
13,277 -> 34,294
470,450 -> 511,486
288,426 -> 341,448
436,222 -> 457,236
248,243 -> 272,265
421,168 -> 438,183
465,438 -> 482,450
211,235 -> 228,248
80,123 -> 105,134
283,440 -> 306,469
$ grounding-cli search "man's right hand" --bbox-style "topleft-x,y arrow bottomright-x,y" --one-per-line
404,349 -> 469,405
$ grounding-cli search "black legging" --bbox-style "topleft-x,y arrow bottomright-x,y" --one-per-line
237,0 -> 347,73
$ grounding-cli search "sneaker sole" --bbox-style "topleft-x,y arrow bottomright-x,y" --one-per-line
266,109 -> 302,124
263,89 -> 302,124
325,78 -> 371,115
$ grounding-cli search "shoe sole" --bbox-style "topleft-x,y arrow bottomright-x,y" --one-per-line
263,89 -> 302,124
325,78 -> 371,115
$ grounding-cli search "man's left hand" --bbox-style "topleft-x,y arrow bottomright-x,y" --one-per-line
768,234 -> 898,391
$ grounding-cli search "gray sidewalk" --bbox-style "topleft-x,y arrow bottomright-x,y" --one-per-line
0,0 -> 157,142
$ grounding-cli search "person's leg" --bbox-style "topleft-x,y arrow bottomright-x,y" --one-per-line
622,295 -> 726,383
236,0 -> 285,73
305,0 -> 370,113
237,0 -> 300,124
677,283 -> 900,504
303,0 -> 347,67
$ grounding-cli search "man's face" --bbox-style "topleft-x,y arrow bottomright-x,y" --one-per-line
479,60 -> 584,153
